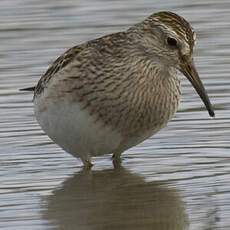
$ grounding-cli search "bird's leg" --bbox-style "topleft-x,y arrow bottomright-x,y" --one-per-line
112,151 -> 122,168
81,156 -> 93,170
83,160 -> 93,170
112,151 -> 122,160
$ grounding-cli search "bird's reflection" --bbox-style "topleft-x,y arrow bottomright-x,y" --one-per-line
43,167 -> 189,230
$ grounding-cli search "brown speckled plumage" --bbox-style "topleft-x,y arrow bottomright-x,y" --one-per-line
35,32 -> 180,136
28,11 -> 214,166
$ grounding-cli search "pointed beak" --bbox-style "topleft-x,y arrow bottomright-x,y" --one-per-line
180,56 -> 215,117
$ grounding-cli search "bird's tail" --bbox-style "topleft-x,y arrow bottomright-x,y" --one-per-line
19,86 -> 35,91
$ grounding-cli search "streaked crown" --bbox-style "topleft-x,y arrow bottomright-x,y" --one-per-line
149,12 -> 196,49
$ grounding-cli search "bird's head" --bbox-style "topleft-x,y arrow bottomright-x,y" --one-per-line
133,11 -> 214,117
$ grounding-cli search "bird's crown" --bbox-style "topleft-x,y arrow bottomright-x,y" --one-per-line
144,11 -> 196,50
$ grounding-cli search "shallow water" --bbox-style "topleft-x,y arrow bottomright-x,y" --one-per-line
0,0 -> 230,229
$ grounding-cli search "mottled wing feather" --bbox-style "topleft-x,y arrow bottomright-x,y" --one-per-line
34,32 -> 127,98
34,45 -> 86,97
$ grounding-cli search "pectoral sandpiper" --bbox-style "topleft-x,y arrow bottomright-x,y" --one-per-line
21,11 -> 214,167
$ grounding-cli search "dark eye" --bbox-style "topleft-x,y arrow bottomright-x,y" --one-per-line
167,37 -> 178,48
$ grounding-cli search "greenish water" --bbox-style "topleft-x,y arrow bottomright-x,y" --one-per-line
0,0 -> 230,229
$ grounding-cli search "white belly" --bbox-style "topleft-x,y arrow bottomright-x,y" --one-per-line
34,98 -> 123,162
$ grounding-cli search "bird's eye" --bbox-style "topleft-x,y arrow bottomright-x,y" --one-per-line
167,37 -> 178,48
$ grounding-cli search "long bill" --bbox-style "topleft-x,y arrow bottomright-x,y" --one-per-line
180,58 -> 215,117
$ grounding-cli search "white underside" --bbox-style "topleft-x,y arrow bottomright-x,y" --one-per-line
34,99 -> 123,162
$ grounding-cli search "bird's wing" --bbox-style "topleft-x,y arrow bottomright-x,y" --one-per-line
34,45 -> 86,97
20,31 -> 126,96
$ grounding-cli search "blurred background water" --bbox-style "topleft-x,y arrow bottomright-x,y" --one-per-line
0,0 -> 230,229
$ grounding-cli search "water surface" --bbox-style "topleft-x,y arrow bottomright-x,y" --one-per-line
0,0 -> 230,229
